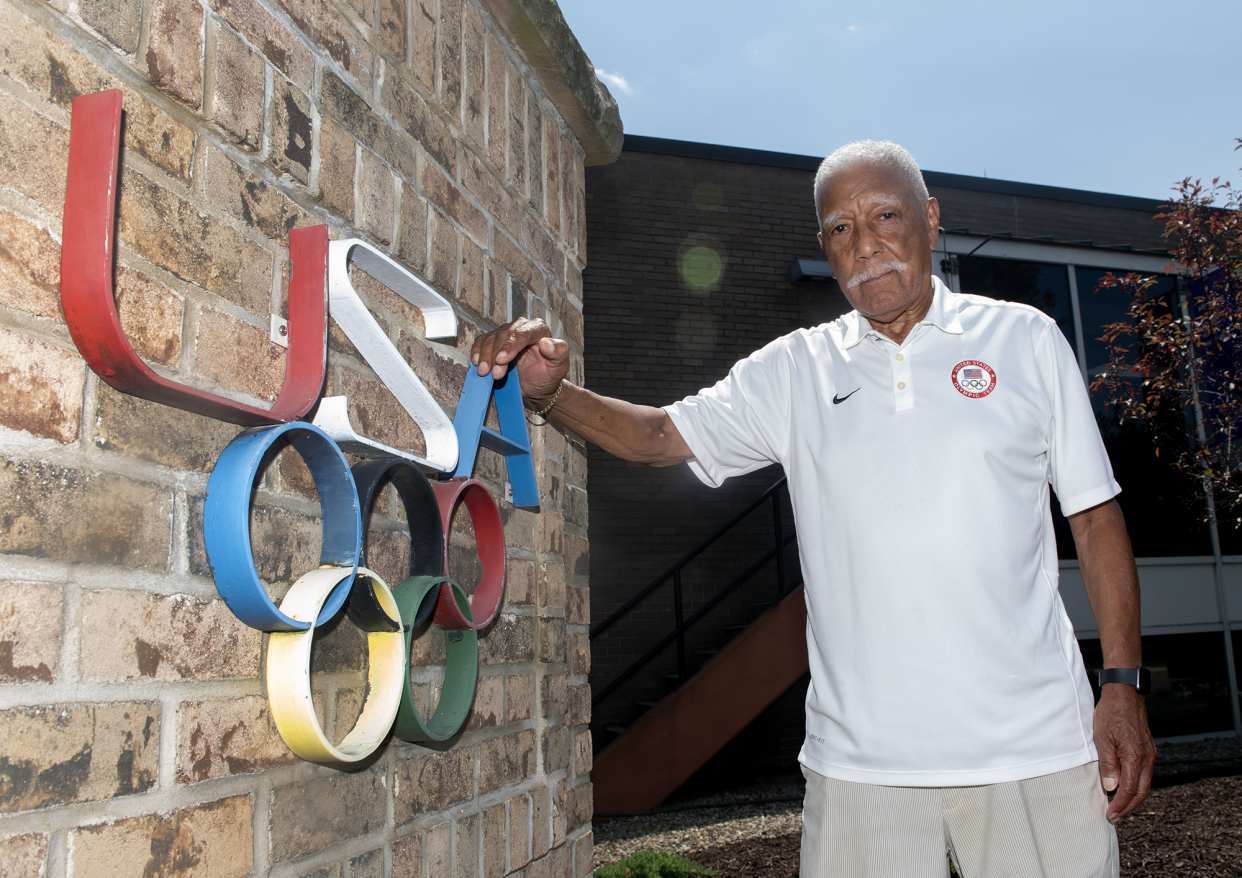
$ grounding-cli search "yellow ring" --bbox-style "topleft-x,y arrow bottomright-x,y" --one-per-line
266,567 -> 405,764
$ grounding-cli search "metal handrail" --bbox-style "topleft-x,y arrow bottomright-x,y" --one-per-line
590,477 -> 796,710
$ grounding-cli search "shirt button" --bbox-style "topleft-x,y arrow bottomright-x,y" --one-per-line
895,353 -> 904,361
897,382 -> 906,390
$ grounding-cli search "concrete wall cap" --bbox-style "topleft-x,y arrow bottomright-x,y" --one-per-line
482,0 -> 623,166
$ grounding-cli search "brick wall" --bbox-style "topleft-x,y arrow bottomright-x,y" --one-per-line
0,0 -> 614,875
581,145 -> 1168,783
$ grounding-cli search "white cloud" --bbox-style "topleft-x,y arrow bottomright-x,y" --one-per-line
847,24 -> 861,33
596,69 -> 634,97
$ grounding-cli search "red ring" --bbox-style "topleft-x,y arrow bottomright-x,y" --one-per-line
432,479 -> 506,630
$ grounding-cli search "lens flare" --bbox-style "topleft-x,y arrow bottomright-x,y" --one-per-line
692,181 -> 724,211
681,246 -> 723,292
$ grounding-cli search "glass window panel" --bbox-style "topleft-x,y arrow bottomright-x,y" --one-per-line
1079,632 -> 1235,738
958,256 -> 1076,354
1075,268 -> 1176,376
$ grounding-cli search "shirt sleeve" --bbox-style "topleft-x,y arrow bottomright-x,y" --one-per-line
662,338 -> 792,488
1042,321 -> 1122,516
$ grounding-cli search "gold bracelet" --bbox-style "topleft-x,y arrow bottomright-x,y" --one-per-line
531,381 -> 564,418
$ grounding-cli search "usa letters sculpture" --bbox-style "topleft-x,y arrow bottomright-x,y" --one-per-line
60,90 -> 539,763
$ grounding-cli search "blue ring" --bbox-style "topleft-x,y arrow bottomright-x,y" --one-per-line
204,423 -> 362,630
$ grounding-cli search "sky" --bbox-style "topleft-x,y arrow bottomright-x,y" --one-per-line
556,0 -> 1242,202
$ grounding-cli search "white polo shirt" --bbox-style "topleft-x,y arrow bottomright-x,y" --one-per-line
664,277 -> 1119,786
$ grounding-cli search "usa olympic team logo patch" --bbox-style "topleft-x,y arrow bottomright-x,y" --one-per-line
951,360 -> 997,398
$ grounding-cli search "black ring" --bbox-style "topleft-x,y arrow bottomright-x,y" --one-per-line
350,458 -> 445,630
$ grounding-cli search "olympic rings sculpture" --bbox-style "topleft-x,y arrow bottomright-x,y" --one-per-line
205,422 -> 505,760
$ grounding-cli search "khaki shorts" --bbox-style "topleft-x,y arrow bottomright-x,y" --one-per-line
800,761 -> 1118,878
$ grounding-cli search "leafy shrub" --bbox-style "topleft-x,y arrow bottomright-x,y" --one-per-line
594,850 -> 717,878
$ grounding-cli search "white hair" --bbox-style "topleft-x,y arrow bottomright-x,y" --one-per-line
813,140 -> 930,225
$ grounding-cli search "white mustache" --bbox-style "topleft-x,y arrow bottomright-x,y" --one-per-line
844,261 -> 908,291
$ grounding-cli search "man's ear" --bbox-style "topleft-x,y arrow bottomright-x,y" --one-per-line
925,197 -> 940,248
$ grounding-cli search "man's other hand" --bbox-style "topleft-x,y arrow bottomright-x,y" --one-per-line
1094,683 -> 1155,822
471,318 -> 569,407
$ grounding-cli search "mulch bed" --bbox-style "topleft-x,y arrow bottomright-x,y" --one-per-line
674,773 -> 1242,877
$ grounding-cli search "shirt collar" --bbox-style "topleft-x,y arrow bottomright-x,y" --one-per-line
839,275 -> 963,349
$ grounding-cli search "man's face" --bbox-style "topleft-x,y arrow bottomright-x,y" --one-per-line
816,161 -> 940,326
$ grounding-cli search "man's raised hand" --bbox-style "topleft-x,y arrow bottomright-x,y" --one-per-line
471,317 -> 569,408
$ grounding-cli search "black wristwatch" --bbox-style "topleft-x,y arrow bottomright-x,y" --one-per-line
1098,666 -> 1151,697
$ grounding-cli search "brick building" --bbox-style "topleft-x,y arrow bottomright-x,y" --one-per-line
0,0 -> 619,875
584,137 -> 1242,789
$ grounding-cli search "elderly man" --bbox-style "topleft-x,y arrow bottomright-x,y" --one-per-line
472,141 -> 1155,877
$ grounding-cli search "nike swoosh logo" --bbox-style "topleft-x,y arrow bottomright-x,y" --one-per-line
832,389 -> 860,405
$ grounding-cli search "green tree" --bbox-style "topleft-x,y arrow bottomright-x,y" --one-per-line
1092,142 -> 1242,529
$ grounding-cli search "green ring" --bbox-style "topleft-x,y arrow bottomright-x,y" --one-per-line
391,575 -> 479,742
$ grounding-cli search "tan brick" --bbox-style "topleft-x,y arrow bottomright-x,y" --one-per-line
566,685 -> 590,729
80,590 -> 257,681
527,105 -> 543,213
456,811 -> 480,878
544,125 -> 560,234
564,533 -> 587,581
0,458 -> 171,568
428,212 -> 458,297
392,834 -> 421,878
317,117 -> 356,216
563,484 -> 587,530
486,258 -> 506,321
531,786 -> 549,860
393,747 -> 472,824
522,215 -> 563,284
565,586 -> 588,627
574,832 -> 592,878
0,328 -> 83,444
277,0 -> 374,90
95,384 -> 239,470
409,0 -> 436,92
539,511 -> 564,557
71,795 -> 251,877
573,730 -> 592,778
543,724 -> 569,775
211,0 -> 314,91
559,136 -> 575,244
463,5 -> 485,146
563,781 -> 592,833
477,729 -> 535,795
423,164 -> 488,244
351,848 -> 385,878
379,0 -> 406,58
485,36 -> 506,172
538,560 -> 565,611
360,149 -> 395,245
0,832 -> 48,878
506,671 -> 534,722
425,822 -> 451,878
262,74 -> 310,185
493,232 -> 540,295
381,72 -> 455,175
209,23 -> 263,149
0,702 -> 158,812
269,768 -> 385,862
438,0 -> 461,116
538,618 -> 565,664
508,793 -> 531,870
80,0 -> 143,52
206,149 -> 306,240
146,0 -> 204,109
504,558 -> 534,608
118,174 -> 273,314
506,65 -> 526,196
501,506 -> 537,556
542,672 -> 567,720
176,696 -> 296,783
0,210 -> 61,320
570,633 -> 589,677
465,673 -> 502,731
461,236 -> 486,315
115,266 -> 184,367
397,183 -> 429,272
574,158 -> 586,261
461,151 -> 517,236
0,581 -> 60,684
482,803 -> 505,878
0,93 -> 68,216
196,308 -> 286,400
